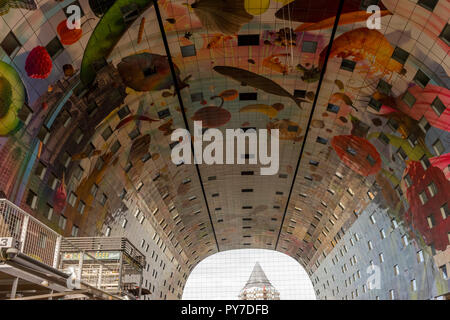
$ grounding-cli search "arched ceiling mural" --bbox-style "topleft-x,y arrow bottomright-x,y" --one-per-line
0,0 -> 449,300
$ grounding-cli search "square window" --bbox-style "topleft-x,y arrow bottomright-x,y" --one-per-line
1,31 -> 21,57
68,192 -> 77,207
316,136 -> 328,144
432,139 -> 444,156
377,79 -> 392,95
302,41 -> 317,53
117,105 -> 131,119
440,203 -> 449,219
413,69 -> 430,88
129,127 -> 140,140
427,182 -> 438,197
391,46 -> 409,64
439,265 -> 448,279
239,92 -> 257,100
420,155 -> 430,170
439,23 -> 450,46
411,279 -> 417,291
101,126 -> 113,141
417,0 -> 438,11
158,109 -> 170,119
368,97 -> 382,111
237,34 -> 260,46
378,132 -> 390,144
366,154 -> 376,166
77,200 -> 85,214
26,190 -> 38,209
418,116 -> 431,133
59,215 -> 67,230
190,92 -> 203,102
397,147 -> 408,161
180,44 -> 196,57
427,215 -> 435,229
417,250 -> 424,263
46,37 -> 64,60
327,103 -> 340,113
419,191 -> 428,204
431,97 -> 446,116
341,59 -> 356,72
110,140 -> 121,154
402,91 -> 416,107
18,104 -> 33,126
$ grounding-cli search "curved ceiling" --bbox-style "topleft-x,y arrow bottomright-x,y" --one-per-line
0,0 -> 449,299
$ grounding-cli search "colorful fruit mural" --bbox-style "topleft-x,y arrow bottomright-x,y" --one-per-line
0,0 -> 448,301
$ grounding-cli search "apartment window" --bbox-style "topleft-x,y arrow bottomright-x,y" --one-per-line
59,215 -> 67,230
417,250 -> 424,263
180,44 -> 196,57
441,203 -> 449,219
370,214 -> 376,224
418,116 -> 430,133
74,165 -> 84,180
413,69 -> 430,88
100,193 -> 107,205
18,104 -> 33,126
110,140 -> 121,154
427,215 -> 436,229
417,0 -> 438,11
37,126 -> 50,144
77,200 -> 85,214
105,226 -> 111,237
419,191 -> 428,204
68,192 -> 77,207
427,182 -> 438,197
380,229 -> 386,239
35,162 -> 47,180
129,127 -> 140,140
402,91 -> 416,107
431,97 -> 446,116
117,105 -> 131,119
302,41 -> 317,53
316,136 -> 328,144
379,253 -> 384,263
394,264 -> 400,276
26,190 -> 38,210
389,289 -> 395,300
91,184 -> 99,197
101,126 -> 113,141
237,34 -> 260,46
1,31 -> 21,57
341,59 -> 356,72
432,139 -> 444,156
411,279 -> 417,291
391,46 -> 409,65
368,97 -> 382,111
71,225 -> 79,237
402,235 -> 408,246
158,109 -> 170,119
377,79 -> 392,95
46,37 -> 64,59
122,219 -> 128,228
368,241 -> 373,250
439,23 -> 450,45
387,118 -> 399,131
397,147 -> 408,161
45,203 -> 53,220
392,219 -> 398,229
439,265 -> 448,279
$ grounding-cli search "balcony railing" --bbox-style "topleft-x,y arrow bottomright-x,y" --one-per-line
0,198 -> 145,298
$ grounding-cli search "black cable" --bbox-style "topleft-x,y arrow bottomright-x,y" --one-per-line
153,0 -> 220,252
275,0 -> 346,250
